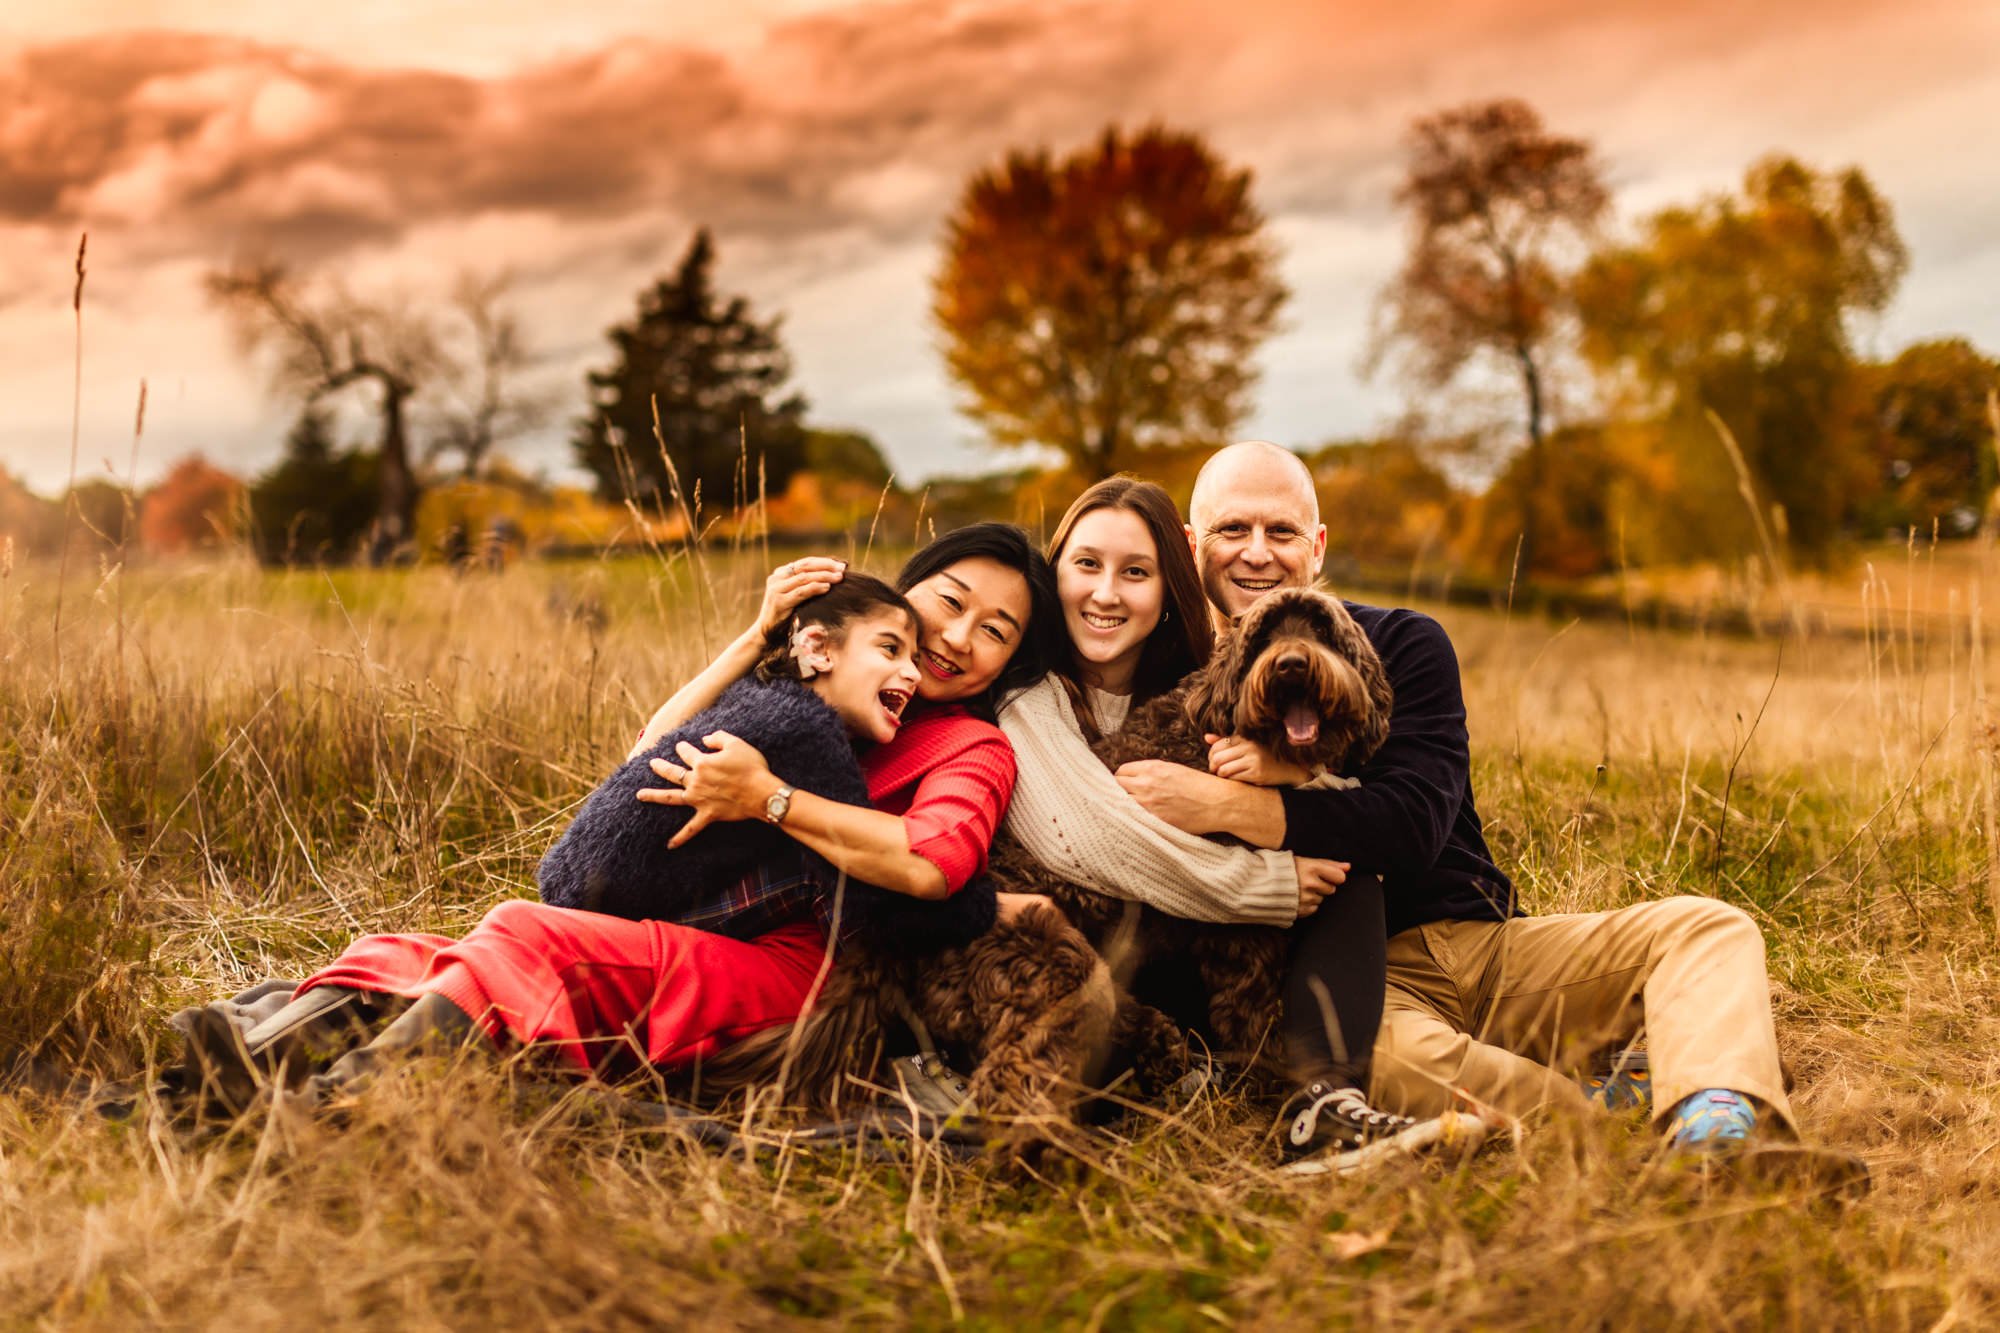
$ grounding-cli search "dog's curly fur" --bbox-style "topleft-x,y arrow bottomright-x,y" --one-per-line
998,588 -> 1394,1068
525,671 -> 1105,1149
689,899 -> 1118,1158
1179,585 -> 1392,776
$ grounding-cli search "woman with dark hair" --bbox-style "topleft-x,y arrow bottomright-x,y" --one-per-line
998,477 -> 1416,1157
1038,474 -> 1215,737
884,521 -> 1065,721
174,525 -> 1059,1111
628,522 -> 1063,897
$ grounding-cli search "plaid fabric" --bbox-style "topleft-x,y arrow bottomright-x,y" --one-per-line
674,852 -> 857,946
662,705 -> 1012,946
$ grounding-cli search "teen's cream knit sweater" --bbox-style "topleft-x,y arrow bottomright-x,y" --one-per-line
996,674 -> 1298,926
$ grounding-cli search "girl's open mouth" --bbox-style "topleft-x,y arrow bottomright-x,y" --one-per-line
878,688 -> 912,725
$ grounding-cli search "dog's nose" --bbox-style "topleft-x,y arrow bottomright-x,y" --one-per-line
1275,652 -> 1308,678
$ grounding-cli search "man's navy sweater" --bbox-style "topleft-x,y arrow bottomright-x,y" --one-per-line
1277,601 -> 1517,939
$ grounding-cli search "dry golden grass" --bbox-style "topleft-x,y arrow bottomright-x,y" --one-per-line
2,547 -> 1996,1329
1578,537 -> 2000,632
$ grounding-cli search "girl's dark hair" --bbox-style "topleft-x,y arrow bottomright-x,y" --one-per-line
1047,476 -> 1214,731
754,572 -> 917,683
895,521 -> 1060,717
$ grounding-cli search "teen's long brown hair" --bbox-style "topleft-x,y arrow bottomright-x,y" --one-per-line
1047,476 -> 1214,735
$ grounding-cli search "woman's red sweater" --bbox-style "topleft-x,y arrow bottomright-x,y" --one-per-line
861,704 -> 1015,894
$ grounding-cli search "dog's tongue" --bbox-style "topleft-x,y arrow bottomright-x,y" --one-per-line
1284,703 -> 1320,746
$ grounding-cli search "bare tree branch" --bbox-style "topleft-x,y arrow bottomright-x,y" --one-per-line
207,262 -> 444,549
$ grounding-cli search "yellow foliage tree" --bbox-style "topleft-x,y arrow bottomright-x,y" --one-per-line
1576,156 -> 1907,562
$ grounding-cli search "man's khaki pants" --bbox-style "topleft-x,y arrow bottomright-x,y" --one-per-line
1369,897 -> 1795,1131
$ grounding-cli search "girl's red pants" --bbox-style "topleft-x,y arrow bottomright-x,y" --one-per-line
296,899 -> 828,1074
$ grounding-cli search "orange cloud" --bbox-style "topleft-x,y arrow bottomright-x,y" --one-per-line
3,6 -> 1183,257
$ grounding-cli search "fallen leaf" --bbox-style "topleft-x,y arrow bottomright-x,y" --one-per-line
1325,1228 -> 1392,1261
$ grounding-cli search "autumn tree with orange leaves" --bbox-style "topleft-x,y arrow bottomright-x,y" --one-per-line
138,454 -> 245,554
1371,99 -> 1608,576
935,126 -> 1288,480
1857,339 -> 2000,538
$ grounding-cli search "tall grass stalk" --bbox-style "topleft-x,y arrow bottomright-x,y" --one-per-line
649,393 -> 712,656
114,379 -> 146,710
49,233 -> 87,691
1707,406 -> 1807,640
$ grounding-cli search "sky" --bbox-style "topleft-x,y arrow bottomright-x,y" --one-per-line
3,0 -> 1997,496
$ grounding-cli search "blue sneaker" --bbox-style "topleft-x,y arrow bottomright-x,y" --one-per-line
1665,1088 -> 1757,1152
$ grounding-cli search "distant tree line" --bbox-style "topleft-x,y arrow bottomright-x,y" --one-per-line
931,110 -> 1997,576
1366,100 -> 1996,577
6,104 -> 1991,582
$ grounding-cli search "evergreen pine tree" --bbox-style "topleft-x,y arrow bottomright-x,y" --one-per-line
248,405 -> 382,564
574,230 -> 808,511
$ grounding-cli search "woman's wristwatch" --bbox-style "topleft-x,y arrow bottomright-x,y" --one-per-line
764,783 -> 797,826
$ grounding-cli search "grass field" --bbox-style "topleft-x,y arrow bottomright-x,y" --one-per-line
2,546 -> 1996,1328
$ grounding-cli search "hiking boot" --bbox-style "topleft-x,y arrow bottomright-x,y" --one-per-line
172,985 -> 405,1119
888,1053 -> 976,1119
295,992 -> 483,1110
1277,1109 -> 1501,1177
1726,1143 -> 1873,1199
175,1005 -> 265,1117
238,984 -> 406,1078
1581,1048 -> 1652,1113
1277,1081 -> 1421,1159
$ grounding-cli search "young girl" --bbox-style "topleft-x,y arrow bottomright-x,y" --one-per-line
998,477 -> 1414,1156
535,572 -> 929,935
178,525 -> 1059,1112
628,523 -> 1060,923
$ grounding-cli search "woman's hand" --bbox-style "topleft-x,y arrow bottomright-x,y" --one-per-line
1294,856 -> 1347,920
756,557 -> 847,635
1207,734 -> 1313,787
626,555 -> 849,763
636,731 -> 782,848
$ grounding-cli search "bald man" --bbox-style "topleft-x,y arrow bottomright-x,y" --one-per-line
1115,441 -> 1850,1177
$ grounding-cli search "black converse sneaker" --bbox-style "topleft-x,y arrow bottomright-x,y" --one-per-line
1278,1081 -> 1421,1158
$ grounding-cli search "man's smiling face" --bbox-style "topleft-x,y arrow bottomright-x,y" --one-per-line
1187,443 -> 1329,621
